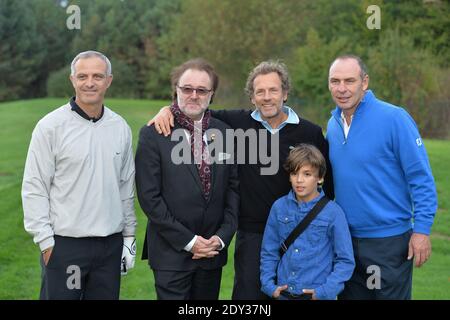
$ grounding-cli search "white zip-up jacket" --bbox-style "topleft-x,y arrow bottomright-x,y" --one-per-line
22,103 -> 137,251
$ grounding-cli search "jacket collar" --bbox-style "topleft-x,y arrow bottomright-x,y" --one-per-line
331,89 -> 375,119
70,96 -> 104,122
288,189 -> 325,210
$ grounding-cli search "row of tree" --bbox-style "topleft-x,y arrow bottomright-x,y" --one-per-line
1,0 -> 449,137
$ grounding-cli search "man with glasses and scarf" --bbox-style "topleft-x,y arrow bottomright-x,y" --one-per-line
135,58 -> 239,300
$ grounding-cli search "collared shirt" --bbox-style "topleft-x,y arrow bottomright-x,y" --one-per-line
70,96 -> 104,122
181,116 -> 208,144
251,105 -> 300,134
260,190 -> 355,300
340,112 -> 353,138
180,114 -> 225,252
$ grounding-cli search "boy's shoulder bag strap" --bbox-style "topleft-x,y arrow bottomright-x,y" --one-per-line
279,196 -> 330,258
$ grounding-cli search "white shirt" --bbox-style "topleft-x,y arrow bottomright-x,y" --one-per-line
181,118 -> 224,252
22,103 -> 137,251
340,111 -> 353,138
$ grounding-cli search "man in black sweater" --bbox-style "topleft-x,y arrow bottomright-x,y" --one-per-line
149,60 -> 334,299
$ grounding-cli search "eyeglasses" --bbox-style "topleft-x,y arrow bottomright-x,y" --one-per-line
177,86 -> 212,96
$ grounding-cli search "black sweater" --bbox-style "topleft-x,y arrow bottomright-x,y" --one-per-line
211,109 -> 334,234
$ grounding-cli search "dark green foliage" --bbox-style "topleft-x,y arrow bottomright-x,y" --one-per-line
69,0 -> 181,99
0,0 -> 45,100
1,0 -> 449,137
107,59 -> 140,98
46,67 -> 73,98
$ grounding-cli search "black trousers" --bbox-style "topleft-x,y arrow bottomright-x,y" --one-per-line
339,230 -> 413,300
40,233 -> 123,300
153,268 -> 222,300
232,230 -> 269,300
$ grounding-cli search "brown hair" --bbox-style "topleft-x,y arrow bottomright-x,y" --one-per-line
171,58 -> 219,103
245,60 -> 290,102
284,144 -> 326,179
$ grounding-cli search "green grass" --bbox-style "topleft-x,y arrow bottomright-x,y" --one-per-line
0,98 -> 448,299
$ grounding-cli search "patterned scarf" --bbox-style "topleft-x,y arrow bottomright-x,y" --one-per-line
171,103 -> 212,199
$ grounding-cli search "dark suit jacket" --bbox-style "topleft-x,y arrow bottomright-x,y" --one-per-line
135,118 -> 239,271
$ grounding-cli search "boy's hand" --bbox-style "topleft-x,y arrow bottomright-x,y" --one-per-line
147,106 -> 174,136
302,288 -> 317,300
272,285 -> 288,298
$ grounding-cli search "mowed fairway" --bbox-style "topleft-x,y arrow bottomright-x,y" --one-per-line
0,98 -> 448,299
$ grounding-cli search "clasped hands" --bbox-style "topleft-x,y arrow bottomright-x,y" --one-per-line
191,235 -> 222,260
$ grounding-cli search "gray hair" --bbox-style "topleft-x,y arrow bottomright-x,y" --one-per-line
329,54 -> 368,79
70,50 -> 112,76
245,60 -> 290,101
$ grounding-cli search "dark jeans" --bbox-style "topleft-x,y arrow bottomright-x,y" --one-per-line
232,230 -> 269,300
153,268 -> 222,300
40,233 -> 123,300
339,230 -> 413,300
279,291 -> 312,300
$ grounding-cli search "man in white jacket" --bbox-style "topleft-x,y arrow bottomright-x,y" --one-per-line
22,51 -> 137,300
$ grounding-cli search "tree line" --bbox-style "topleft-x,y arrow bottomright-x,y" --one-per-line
0,0 -> 448,137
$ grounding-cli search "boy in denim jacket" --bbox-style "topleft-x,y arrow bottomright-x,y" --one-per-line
260,144 -> 354,300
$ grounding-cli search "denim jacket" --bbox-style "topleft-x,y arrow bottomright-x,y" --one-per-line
260,190 -> 355,300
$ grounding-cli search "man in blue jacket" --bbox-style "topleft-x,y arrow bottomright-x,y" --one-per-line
326,54 -> 437,300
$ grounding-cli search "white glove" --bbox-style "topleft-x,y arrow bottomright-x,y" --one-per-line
121,237 -> 136,275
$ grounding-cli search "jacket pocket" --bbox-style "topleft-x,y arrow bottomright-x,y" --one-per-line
277,215 -> 295,239
306,220 -> 329,245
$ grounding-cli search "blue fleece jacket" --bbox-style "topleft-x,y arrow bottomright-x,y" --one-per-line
326,90 -> 437,238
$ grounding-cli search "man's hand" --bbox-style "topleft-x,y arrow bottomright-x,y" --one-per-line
191,236 -> 219,260
272,285 -> 288,298
408,232 -> 431,267
42,247 -> 54,266
147,106 -> 174,136
209,235 -> 223,250
121,236 -> 136,275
